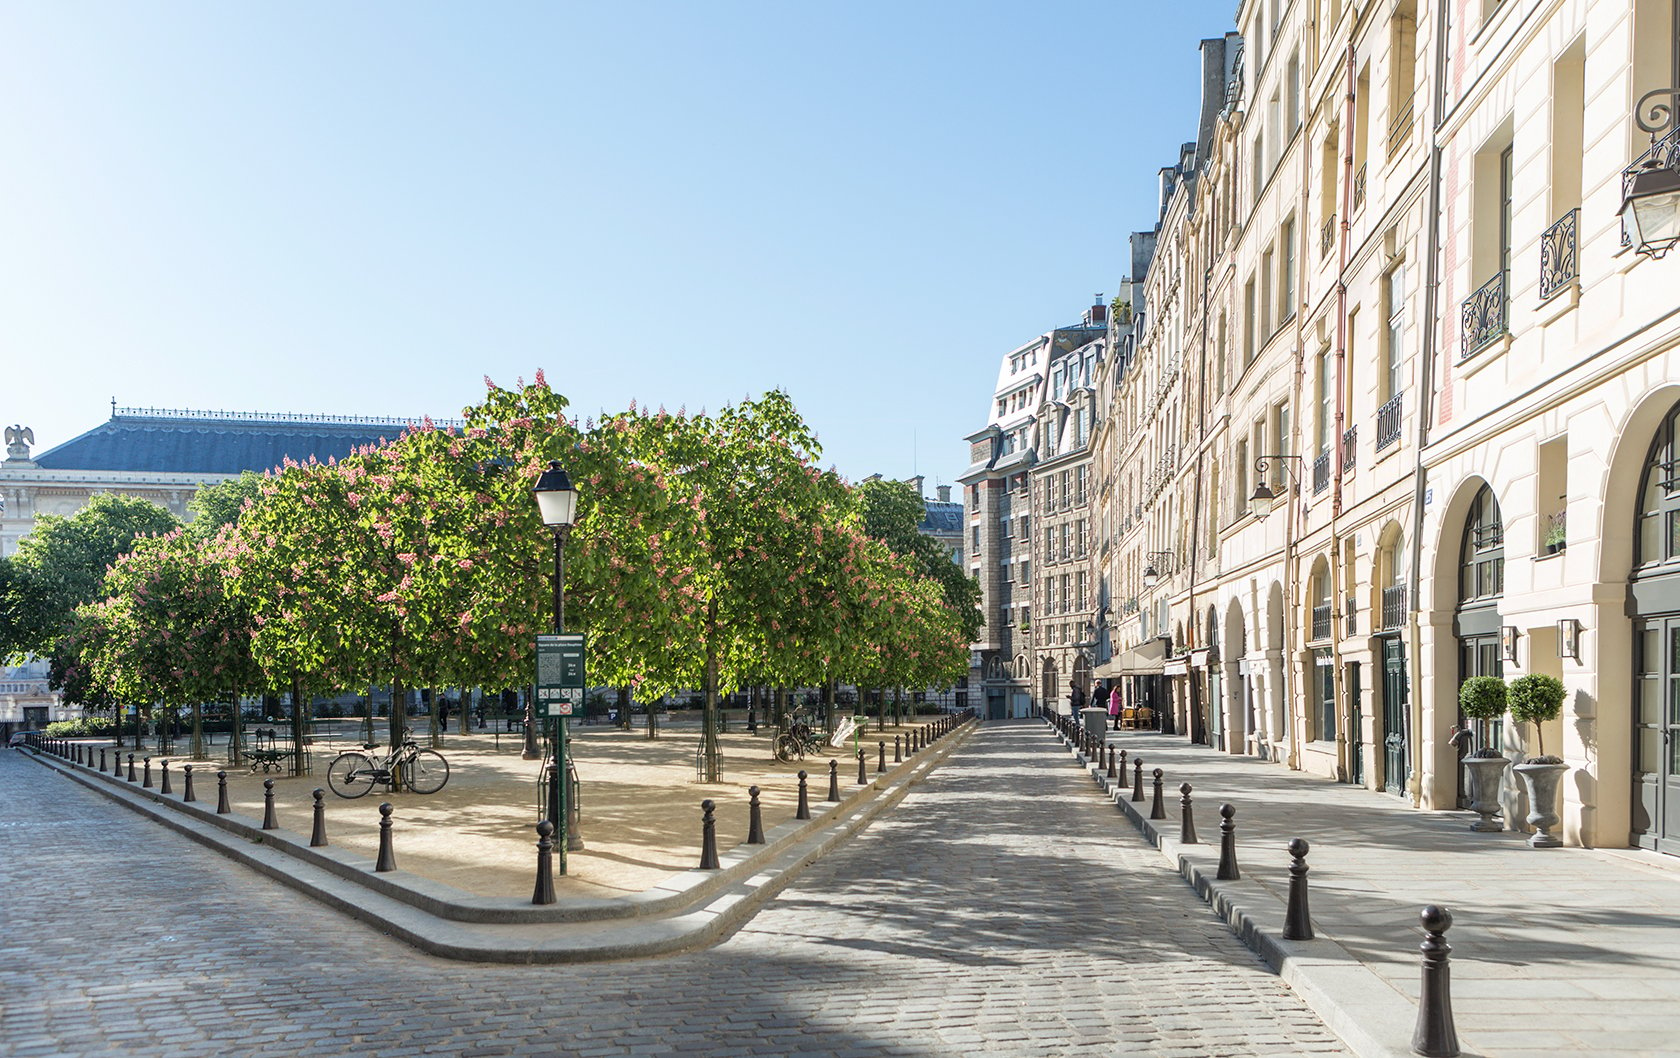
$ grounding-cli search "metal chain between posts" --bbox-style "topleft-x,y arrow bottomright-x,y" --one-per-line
1180,783 -> 1197,843
1149,768 -> 1167,820
1217,804 -> 1240,880
532,820 -> 556,905
1282,838 -> 1314,940
1412,905 -> 1460,1057
747,785 -> 765,844
310,789 -> 328,847
698,799 -> 720,870
795,770 -> 811,820
375,803 -> 397,872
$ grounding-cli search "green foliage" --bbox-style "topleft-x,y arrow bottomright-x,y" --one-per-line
1508,673 -> 1566,760
855,478 -> 982,642
8,493 -> 179,660
186,471 -> 266,538
43,716 -> 114,738
1457,675 -> 1507,720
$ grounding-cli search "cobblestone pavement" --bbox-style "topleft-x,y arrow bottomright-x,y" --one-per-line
0,723 -> 1347,1058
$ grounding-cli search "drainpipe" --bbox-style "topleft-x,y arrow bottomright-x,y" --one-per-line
1324,44 -> 1357,782
1404,0 -> 1453,808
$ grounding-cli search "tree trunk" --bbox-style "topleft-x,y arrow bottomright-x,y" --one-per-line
617,686 -> 631,731
390,679 -> 406,790
823,679 -> 836,734
191,701 -> 204,759
364,686 -> 375,745
427,686 -> 440,747
702,598 -> 721,782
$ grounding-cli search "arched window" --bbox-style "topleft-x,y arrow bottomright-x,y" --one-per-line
1637,402 -> 1680,572
1013,653 -> 1031,680
1460,486 -> 1504,604
1309,559 -> 1332,641
985,656 -> 1004,681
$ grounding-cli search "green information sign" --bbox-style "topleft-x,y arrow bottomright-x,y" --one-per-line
536,634 -> 586,718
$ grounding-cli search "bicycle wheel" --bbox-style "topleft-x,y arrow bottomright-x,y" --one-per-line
406,749 -> 450,794
327,752 -> 378,799
774,734 -> 797,763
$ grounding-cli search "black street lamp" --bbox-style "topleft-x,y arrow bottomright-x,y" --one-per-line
1142,550 -> 1175,589
1248,454 -> 1304,521
1620,9 -> 1680,259
532,460 -> 582,863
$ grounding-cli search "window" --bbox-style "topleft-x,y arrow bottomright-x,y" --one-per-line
1287,50 -> 1301,132
1388,1 -> 1418,159
1316,347 -> 1333,455
1460,486 -> 1506,602
1261,249 -> 1275,338
1384,266 -> 1406,401
972,526 -> 981,553
1075,465 -> 1088,506
1019,560 -> 1031,586
1076,571 -> 1088,610
1235,438 -> 1250,521
1280,219 -> 1296,322
1314,648 -> 1336,741
1637,402 -> 1680,570
1244,279 -> 1258,366
1060,574 -> 1072,614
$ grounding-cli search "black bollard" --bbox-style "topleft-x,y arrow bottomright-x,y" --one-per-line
310,789 -> 328,847
698,799 -> 720,870
1412,905 -> 1460,1057
532,820 -> 557,905
142,757 -> 152,788
182,765 -> 196,803
216,770 -> 230,814
877,740 -> 886,774
1217,804 -> 1240,880
113,749 -> 122,777
262,779 -> 278,830
1150,768 -> 1167,820
826,759 -> 840,802
857,749 -> 867,785
1107,747 -> 1117,780
1282,838 -> 1314,940
894,735 -> 902,763
1131,758 -> 1145,802
127,754 -> 137,782
796,769 -> 811,820
100,748 -> 107,773
747,785 -> 765,844
375,803 -> 396,872
1119,748 -> 1127,780
160,760 -> 172,795
1179,783 -> 1197,843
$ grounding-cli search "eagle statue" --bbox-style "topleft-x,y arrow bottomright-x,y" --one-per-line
6,424 -> 35,460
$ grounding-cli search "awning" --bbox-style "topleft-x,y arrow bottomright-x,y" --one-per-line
1112,637 -> 1167,675
1162,657 -> 1190,676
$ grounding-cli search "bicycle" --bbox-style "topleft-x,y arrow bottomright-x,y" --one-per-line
773,715 -> 827,763
326,733 -> 450,798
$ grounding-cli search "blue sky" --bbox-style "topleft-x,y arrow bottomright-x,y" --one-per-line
1,2 -> 1221,493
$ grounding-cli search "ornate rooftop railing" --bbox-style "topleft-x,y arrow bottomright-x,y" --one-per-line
115,407 -> 466,429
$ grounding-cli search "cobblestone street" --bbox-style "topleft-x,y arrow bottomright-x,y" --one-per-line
0,722 -> 1346,1057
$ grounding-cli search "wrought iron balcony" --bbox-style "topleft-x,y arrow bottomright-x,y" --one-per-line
1344,595 -> 1358,637
1461,271 -> 1507,358
1376,393 -> 1403,451
1539,208 -> 1579,301
1342,426 -> 1358,471
1387,90 -> 1417,159
1380,584 -> 1408,631
1321,214 -> 1337,258
1353,164 -> 1367,211
1311,604 -> 1333,642
1312,452 -> 1331,495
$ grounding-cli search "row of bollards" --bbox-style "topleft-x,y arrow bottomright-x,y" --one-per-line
1041,710 -> 1461,1057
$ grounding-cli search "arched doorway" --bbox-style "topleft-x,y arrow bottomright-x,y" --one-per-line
1455,484 -> 1505,807
1376,522 -> 1410,796
1632,400 -> 1680,852
1042,656 -> 1061,714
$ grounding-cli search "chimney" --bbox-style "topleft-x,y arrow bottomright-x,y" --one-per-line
906,474 -> 925,498
1083,294 -> 1108,327
937,485 -> 952,503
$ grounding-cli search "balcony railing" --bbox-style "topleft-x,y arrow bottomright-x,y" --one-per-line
1386,89 -> 1418,159
1353,163 -> 1367,211
1461,271 -> 1507,358
1376,392 -> 1403,451
1312,452 -> 1331,495
1342,426 -> 1358,472
1539,208 -> 1579,302
1311,604 -> 1333,642
1380,584 -> 1408,631
1345,595 -> 1359,637
1321,214 -> 1337,259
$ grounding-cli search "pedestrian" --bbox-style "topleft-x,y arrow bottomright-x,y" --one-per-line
1109,685 -> 1122,730
439,701 -> 449,732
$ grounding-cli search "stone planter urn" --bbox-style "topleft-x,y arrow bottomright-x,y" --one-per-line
1513,760 -> 1569,848
1463,754 -> 1512,832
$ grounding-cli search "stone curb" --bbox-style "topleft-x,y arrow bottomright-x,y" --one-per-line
1047,720 -> 1477,1058
23,718 -> 978,963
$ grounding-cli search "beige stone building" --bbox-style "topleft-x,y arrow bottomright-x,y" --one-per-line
1030,0 -> 1680,852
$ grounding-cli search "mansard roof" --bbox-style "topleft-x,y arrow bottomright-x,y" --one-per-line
918,499 -> 963,534
32,408 -> 456,475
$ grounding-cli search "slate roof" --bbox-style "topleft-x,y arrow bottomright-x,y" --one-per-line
32,410 -> 449,475
919,500 -> 963,534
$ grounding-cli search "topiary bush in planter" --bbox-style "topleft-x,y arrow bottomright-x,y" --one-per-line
1458,675 -> 1508,758
1507,673 -> 1566,764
